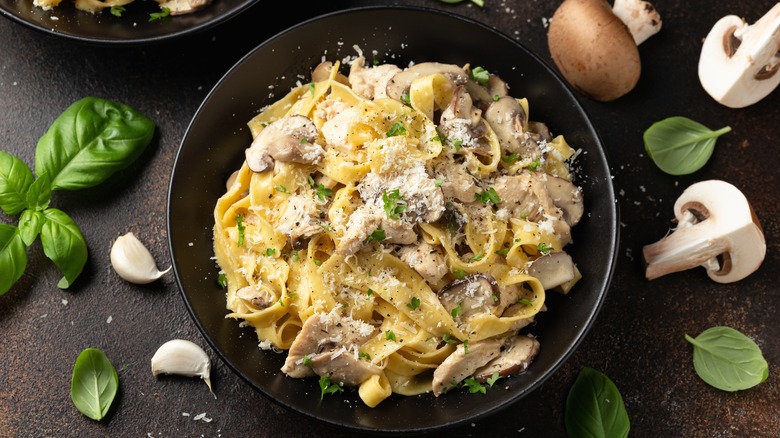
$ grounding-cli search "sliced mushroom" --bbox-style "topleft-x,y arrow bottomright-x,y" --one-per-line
155,0 -> 210,15
526,251 -> 576,290
236,285 -> 276,309
311,61 -> 349,85
643,180 -> 766,283
438,274 -> 501,321
698,4 -> 780,108
385,62 -> 468,102
544,174 -> 584,227
431,338 -> 503,396
245,115 -> 325,173
483,96 -> 534,159
276,193 -> 324,249
463,72 -> 510,110
398,240 -> 449,285
438,85 -> 490,155
474,335 -> 540,382
281,311 -> 379,381
348,56 -> 402,100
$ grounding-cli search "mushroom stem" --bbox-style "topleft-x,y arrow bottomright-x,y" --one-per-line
612,0 -> 663,45
643,180 -> 766,284
698,4 -> 780,108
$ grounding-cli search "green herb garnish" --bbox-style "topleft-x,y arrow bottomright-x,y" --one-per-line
469,66 -> 490,86
235,213 -> 245,247
319,374 -> 344,400
382,189 -> 408,219
463,377 -> 486,394
148,7 -> 170,22
644,116 -> 731,175
407,297 -> 421,310
308,175 -> 332,201
387,121 -> 407,137
385,330 -> 397,342
367,229 -> 386,242
475,187 -> 500,205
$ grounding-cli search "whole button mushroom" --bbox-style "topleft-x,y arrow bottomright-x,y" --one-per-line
643,180 -> 766,284
547,0 -> 662,101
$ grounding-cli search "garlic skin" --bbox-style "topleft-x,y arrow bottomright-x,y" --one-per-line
151,339 -> 214,396
110,232 -> 171,284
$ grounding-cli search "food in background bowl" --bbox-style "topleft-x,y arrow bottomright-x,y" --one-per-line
212,56 -> 585,408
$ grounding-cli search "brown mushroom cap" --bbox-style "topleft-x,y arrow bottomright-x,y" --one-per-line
547,0 -> 641,101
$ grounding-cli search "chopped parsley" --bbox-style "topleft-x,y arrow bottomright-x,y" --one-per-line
235,213 -> 245,247
451,139 -> 463,152
308,82 -> 316,95
290,251 -> 300,262
486,372 -> 501,387
468,251 -> 484,262
517,298 -> 534,306
434,178 -> 444,187
265,248 -> 276,257
385,330 -> 397,342
537,242 -> 552,255
407,297 -> 421,311
320,223 -> 332,232
495,247 -> 510,256
382,189 -> 408,219
450,302 -> 463,319
275,185 -> 289,193
453,269 -> 466,279
217,273 -> 227,289
400,92 -> 411,105
469,66 -> 490,86
302,355 -> 313,367
475,187 -> 501,205
308,175 -> 332,201
319,374 -> 344,400
529,158 -> 542,170
366,229 -> 386,243
359,351 -> 372,360
148,7 -> 170,22
463,377 -> 486,394
442,333 -> 458,345
110,5 -> 125,16
387,121 -> 407,137
501,153 -> 519,163
313,259 -> 322,267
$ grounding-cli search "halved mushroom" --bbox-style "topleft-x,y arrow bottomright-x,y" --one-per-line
474,335 -> 540,382
547,0 -> 662,101
385,62 -> 468,102
438,274 -> 501,321
544,174 -> 584,227
245,115 -> 325,173
643,180 -> 766,283
431,337 -> 503,396
463,72 -> 510,110
698,4 -> 780,108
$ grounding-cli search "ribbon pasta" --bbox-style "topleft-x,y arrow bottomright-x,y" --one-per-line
213,58 -> 583,407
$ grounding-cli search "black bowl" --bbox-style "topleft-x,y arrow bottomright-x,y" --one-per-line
0,0 -> 257,45
168,5 -> 619,434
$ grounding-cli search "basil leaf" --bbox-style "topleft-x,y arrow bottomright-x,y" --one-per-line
565,367 -> 630,438
18,209 -> 45,246
71,348 -> 119,421
643,116 -> 731,175
685,326 -> 769,392
0,224 -> 27,296
40,208 -> 87,289
25,171 -> 52,211
35,97 -> 155,191
0,150 -> 35,215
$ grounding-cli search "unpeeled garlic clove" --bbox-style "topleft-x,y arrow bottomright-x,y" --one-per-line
151,339 -> 214,397
110,232 -> 171,284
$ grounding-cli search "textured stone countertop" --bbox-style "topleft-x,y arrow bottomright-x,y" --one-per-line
1,0 -> 777,436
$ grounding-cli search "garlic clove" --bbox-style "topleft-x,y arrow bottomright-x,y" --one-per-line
151,339 -> 214,397
110,232 -> 171,284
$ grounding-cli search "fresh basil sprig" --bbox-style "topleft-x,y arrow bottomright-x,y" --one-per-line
685,326 -> 769,392
0,97 -> 155,296
71,348 -> 119,421
565,367 -> 630,438
643,116 -> 731,175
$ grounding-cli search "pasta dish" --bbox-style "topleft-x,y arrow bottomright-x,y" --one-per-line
32,0 -> 210,16
213,57 -> 584,407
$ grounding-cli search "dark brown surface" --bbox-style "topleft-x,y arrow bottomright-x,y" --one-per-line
1,1 -> 777,437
